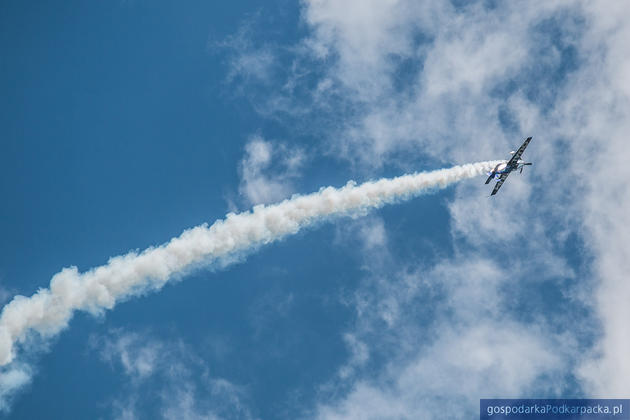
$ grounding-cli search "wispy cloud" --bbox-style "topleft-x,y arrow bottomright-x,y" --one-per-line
0,363 -> 32,413
213,14 -> 278,92
316,222 -> 578,418
238,135 -> 305,205
240,4 -> 614,415
92,329 -> 163,382
93,329 -> 252,420
560,2 -> 630,397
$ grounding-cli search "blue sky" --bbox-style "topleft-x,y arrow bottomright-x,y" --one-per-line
2,1 -> 629,419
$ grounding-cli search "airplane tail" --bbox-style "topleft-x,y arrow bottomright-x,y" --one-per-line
485,173 -> 494,184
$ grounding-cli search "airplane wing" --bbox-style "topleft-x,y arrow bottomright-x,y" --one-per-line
491,172 -> 510,196
507,136 -> 532,166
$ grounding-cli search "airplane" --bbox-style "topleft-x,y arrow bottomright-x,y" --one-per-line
485,137 -> 533,196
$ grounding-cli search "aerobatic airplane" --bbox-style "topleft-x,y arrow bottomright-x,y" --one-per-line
485,137 -> 533,196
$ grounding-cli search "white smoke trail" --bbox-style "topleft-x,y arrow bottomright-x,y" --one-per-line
0,161 -> 500,368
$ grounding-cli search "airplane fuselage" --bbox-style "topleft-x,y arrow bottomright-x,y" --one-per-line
489,159 -> 526,179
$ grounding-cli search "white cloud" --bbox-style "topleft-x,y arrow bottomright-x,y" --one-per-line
304,0 -> 421,101
556,1 -> 630,397
238,135 -> 305,205
296,1 -> 586,170
226,48 -> 275,86
357,219 -> 387,251
93,329 -> 253,420
324,197 -> 576,417
317,324 -> 564,420
337,333 -> 369,380
267,1 -> 628,416
93,329 -> 163,381
161,389 -> 221,420
111,398 -> 139,420
334,217 -> 388,254
215,16 -> 277,89
0,363 -> 32,413
313,251 -> 574,419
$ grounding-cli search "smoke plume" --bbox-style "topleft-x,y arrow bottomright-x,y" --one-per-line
0,161 -> 500,369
